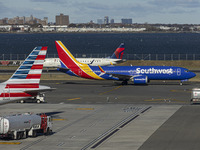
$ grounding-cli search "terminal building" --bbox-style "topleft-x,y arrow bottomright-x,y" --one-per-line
121,18 -> 132,24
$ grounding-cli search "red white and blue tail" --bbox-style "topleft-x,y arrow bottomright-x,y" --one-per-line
110,43 -> 125,59
0,46 -> 55,104
0,46 -> 48,102
5,46 -> 47,86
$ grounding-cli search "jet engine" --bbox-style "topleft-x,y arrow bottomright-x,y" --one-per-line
131,75 -> 148,84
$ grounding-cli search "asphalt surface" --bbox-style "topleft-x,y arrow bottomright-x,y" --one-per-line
139,105 -> 200,150
42,80 -> 197,105
0,80 -> 200,150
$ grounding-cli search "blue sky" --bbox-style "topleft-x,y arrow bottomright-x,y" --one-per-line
1,0 -> 200,24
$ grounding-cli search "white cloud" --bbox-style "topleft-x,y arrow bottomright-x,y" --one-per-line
1,0 -> 200,24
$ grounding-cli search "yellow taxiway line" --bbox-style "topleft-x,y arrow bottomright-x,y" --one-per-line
67,97 -> 81,101
145,99 -> 166,102
171,89 -> 191,93
0,142 -> 21,145
52,118 -> 66,121
99,85 -> 122,95
76,108 -> 94,110
144,98 -> 186,103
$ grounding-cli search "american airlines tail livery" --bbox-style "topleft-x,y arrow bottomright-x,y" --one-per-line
55,41 -> 196,85
0,46 -> 53,104
44,43 -> 125,68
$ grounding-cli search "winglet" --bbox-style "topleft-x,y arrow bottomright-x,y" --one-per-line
98,65 -> 106,73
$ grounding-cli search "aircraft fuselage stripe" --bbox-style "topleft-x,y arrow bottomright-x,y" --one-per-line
0,92 -> 36,97
5,84 -> 39,88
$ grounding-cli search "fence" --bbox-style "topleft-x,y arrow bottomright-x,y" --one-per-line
1,53 -> 200,61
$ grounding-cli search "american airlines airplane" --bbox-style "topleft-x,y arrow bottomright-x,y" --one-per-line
43,43 -> 125,68
0,46 -> 53,104
55,41 -> 196,85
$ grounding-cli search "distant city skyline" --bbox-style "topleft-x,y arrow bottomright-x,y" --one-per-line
1,0 -> 200,24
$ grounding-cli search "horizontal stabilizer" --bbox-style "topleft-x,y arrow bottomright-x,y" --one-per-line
24,88 -> 56,94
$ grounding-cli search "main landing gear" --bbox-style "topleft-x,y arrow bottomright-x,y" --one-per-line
122,80 -> 128,85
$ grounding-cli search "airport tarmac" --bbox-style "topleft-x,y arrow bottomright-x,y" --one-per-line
0,80 -> 200,150
43,80 -> 198,105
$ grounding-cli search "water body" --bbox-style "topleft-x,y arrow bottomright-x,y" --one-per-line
0,33 -> 200,55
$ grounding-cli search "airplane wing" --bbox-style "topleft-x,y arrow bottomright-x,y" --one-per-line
24,88 -> 56,94
57,67 -> 70,73
24,85 -> 56,94
98,65 -> 132,81
108,73 -> 132,81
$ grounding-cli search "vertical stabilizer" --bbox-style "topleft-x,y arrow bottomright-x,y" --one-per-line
55,41 -> 84,69
4,46 -> 47,86
111,43 -> 125,59
55,41 -> 103,80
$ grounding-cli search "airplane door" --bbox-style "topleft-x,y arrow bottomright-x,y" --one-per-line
177,68 -> 181,76
130,70 -> 134,75
3,88 -> 10,100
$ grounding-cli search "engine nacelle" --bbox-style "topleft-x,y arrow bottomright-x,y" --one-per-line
132,75 -> 148,84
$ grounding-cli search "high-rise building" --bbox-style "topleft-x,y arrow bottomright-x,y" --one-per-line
121,18 -> 132,24
110,19 -> 114,24
104,16 -> 109,24
56,13 -> 69,25
44,17 -> 48,24
30,15 -> 33,21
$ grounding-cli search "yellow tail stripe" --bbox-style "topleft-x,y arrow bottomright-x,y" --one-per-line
57,41 -> 82,65
58,41 -> 104,80
79,65 -> 104,80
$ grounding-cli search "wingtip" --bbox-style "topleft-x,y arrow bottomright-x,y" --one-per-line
98,65 -> 105,73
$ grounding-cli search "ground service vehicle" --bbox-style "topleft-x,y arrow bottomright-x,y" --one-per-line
191,88 -> 200,104
20,93 -> 46,104
0,113 -> 52,140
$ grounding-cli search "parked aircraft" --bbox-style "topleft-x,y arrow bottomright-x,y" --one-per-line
0,46 -> 54,104
55,41 -> 196,85
44,43 -> 125,68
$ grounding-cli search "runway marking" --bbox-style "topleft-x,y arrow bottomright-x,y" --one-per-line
67,97 -> 81,101
171,89 -> 191,93
0,142 -> 21,145
145,99 -> 165,102
99,85 -> 122,95
145,98 -> 186,103
76,108 -> 94,110
52,118 -> 66,121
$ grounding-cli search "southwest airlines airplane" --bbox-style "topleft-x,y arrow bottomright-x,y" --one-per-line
44,43 -> 125,68
55,41 -> 196,85
0,46 -> 53,104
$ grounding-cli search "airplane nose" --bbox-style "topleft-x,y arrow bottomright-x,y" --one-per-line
189,72 -> 196,78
